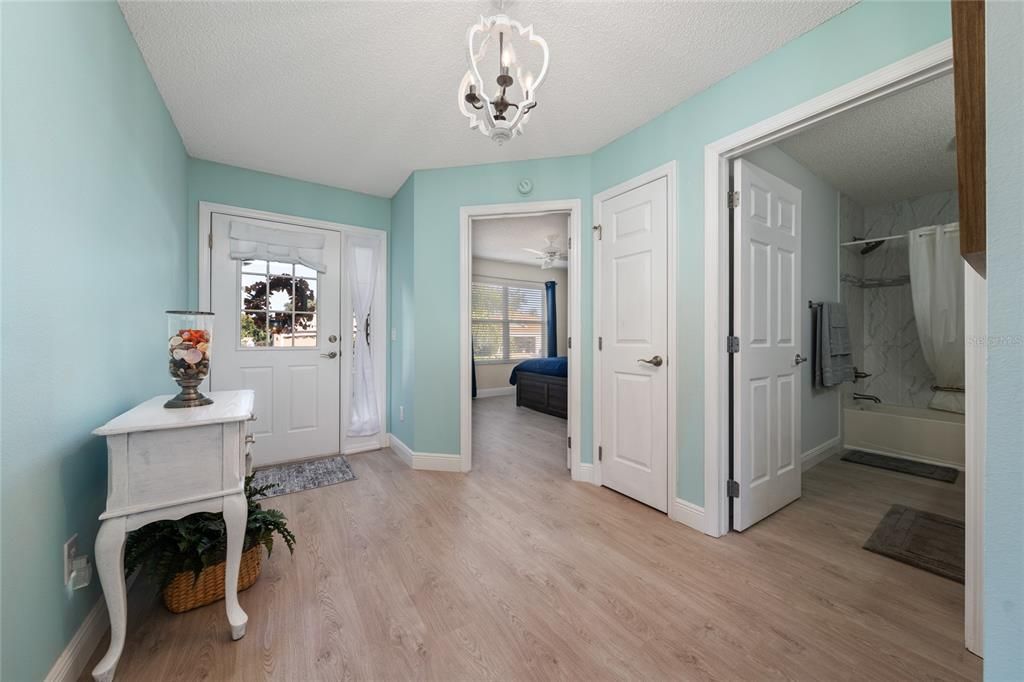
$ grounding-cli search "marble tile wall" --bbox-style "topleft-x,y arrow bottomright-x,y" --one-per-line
839,190 -> 959,408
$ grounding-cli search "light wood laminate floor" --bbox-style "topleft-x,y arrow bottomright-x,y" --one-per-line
87,396 -> 979,680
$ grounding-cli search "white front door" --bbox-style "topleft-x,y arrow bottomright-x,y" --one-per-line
210,213 -> 343,466
732,159 -> 802,531
597,176 -> 669,512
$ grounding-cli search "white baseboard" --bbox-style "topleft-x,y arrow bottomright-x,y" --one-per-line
802,435 -> 841,472
45,574 -> 138,682
572,462 -> 595,484
387,434 -> 463,472
475,387 -> 515,399
670,497 -> 708,535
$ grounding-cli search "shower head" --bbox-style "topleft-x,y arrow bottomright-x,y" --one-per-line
860,240 -> 884,255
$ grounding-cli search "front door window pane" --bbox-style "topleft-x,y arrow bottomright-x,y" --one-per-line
239,260 -> 317,349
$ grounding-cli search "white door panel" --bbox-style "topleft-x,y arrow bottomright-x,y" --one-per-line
599,176 -> 669,512
210,213 -> 342,465
733,159 -> 802,531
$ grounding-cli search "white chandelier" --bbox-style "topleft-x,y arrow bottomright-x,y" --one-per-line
458,5 -> 549,145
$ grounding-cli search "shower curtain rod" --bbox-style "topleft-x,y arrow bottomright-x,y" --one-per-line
839,234 -> 906,247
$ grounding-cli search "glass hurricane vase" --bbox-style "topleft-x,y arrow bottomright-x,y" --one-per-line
165,311 -> 214,408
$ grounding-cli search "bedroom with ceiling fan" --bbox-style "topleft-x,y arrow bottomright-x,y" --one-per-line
470,211 -> 572,471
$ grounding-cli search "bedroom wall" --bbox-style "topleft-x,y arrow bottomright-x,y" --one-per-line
740,145 -> 840,462
472,257 -> 569,392
0,2 -> 188,679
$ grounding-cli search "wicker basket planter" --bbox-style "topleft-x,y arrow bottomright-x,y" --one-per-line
162,546 -> 263,614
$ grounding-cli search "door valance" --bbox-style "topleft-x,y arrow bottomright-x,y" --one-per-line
229,221 -> 327,273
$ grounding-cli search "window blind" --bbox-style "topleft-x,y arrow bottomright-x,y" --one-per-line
472,279 -> 546,362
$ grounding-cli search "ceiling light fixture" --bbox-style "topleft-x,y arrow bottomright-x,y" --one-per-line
458,2 -> 549,145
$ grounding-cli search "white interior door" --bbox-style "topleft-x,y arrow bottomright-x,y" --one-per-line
598,176 -> 669,512
210,213 -> 342,466
732,159 -> 802,531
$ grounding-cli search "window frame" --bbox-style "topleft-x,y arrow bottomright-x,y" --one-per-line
237,259 -> 320,350
471,276 -> 547,364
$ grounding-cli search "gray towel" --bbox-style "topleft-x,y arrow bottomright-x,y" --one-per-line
815,302 -> 855,388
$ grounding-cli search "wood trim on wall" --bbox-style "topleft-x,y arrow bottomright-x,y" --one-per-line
951,0 -> 987,276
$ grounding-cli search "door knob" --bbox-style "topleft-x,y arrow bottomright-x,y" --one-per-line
638,355 -> 664,367
320,351 -> 338,359
795,353 -> 808,365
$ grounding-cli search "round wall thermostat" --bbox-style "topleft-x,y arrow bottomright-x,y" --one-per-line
517,178 -> 534,196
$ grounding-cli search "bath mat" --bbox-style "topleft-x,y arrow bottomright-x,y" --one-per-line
863,505 -> 964,583
250,455 -> 356,498
841,450 -> 958,483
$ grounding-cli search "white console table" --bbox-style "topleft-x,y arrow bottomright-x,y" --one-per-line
91,390 -> 256,682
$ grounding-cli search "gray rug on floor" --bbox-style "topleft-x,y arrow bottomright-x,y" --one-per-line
251,455 -> 356,498
863,504 -> 964,583
841,450 -> 959,483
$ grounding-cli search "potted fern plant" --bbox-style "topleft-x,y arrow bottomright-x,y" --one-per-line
125,475 -> 296,613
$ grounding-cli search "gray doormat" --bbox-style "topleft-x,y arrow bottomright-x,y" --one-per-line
841,450 -> 959,483
863,505 -> 964,583
251,455 -> 356,498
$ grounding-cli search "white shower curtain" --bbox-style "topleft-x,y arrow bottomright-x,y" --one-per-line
347,237 -> 381,436
908,222 -> 965,413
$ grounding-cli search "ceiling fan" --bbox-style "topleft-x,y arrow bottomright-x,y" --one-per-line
522,235 -> 567,270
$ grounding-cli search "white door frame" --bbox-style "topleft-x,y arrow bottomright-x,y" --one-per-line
198,201 -> 389,456
703,38 -> 982,654
459,199 -> 582,476
592,162 -> 681,520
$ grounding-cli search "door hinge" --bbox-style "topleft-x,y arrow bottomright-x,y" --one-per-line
598,336 -> 603,351
726,335 -> 740,353
593,224 -> 603,240
568,336 -> 572,349
568,236 -> 572,249
208,232 -> 213,248
728,191 -> 740,209
598,446 -> 603,462
567,436 -> 572,449
727,480 -> 740,498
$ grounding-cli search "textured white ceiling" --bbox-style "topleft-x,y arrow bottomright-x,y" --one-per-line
473,213 -> 569,267
778,74 -> 957,206
119,1 -> 855,197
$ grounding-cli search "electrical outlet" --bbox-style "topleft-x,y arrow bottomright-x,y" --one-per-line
63,534 -> 78,586
399,406 -> 405,421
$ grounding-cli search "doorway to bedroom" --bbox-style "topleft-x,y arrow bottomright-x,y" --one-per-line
459,200 -> 582,477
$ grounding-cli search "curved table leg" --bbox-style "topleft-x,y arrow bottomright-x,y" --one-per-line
222,492 -> 249,640
92,517 -> 127,682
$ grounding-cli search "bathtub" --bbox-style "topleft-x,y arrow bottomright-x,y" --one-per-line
843,403 -> 965,470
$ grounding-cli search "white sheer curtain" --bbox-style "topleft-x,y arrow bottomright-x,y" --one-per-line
347,237 -> 381,436
908,223 -> 965,413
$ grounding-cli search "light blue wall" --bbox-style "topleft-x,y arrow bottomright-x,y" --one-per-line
408,156 -> 592,459
185,158 -> 390,307
984,1 -> 1024,677
590,0 -> 953,505
742,146 -> 840,456
0,3 -> 188,680
389,175 -> 416,444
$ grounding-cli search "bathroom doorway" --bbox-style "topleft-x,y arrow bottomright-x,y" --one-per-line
707,42 -> 984,657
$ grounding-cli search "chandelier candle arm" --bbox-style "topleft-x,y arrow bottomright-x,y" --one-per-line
458,11 -> 549,144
